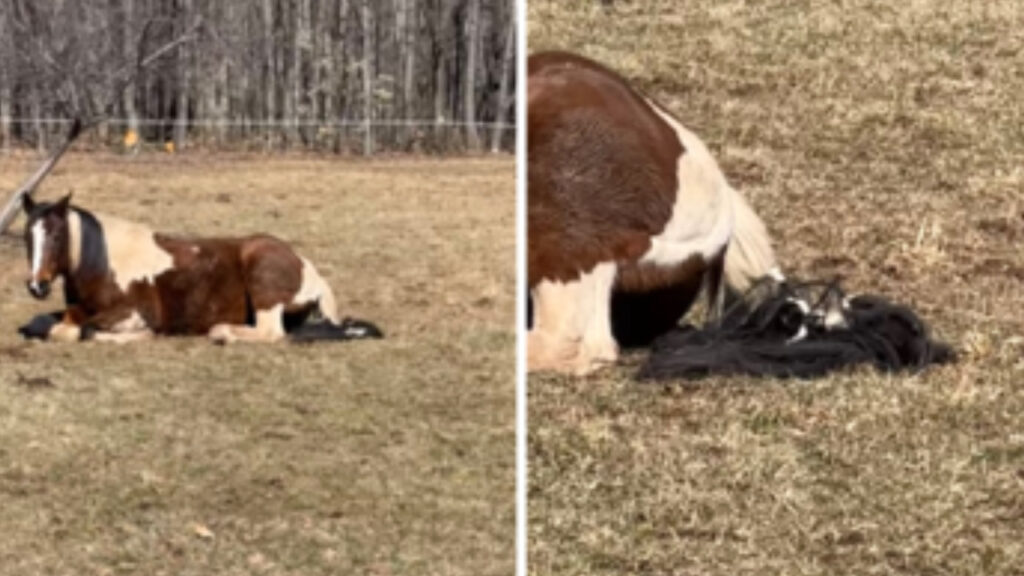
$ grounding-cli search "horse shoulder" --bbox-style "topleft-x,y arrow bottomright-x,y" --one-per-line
94,214 -> 175,292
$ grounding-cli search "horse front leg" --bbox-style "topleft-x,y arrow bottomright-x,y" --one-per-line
528,262 -> 618,376
82,306 -> 154,344
17,306 -> 87,342
208,304 -> 286,344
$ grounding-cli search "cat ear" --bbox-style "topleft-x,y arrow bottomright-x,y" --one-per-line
22,194 -> 36,214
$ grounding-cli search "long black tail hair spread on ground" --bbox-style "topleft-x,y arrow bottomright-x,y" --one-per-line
639,278 -> 955,381
17,311 -> 384,343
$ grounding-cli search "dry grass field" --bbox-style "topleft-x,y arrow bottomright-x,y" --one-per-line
529,1 -> 1024,574
0,154 -> 514,575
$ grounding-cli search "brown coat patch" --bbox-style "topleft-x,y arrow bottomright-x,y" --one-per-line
144,234 -> 303,334
528,51 -> 685,286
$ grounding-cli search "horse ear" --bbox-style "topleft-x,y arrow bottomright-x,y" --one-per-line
54,193 -> 72,215
22,194 -> 36,214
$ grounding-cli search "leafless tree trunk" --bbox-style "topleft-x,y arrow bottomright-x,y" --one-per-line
285,0 -> 308,146
173,0 -> 192,151
361,0 -> 375,156
122,0 -> 139,149
262,0 -> 276,150
31,82 -> 45,154
0,82 -> 10,156
400,0 -> 418,148
490,0 -> 514,153
433,6 -> 449,147
464,0 -> 481,151
0,2 -> 11,156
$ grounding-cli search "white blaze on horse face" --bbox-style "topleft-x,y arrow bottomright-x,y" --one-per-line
29,220 -> 45,281
93,213 -> 174,291
639,99 -> 734,268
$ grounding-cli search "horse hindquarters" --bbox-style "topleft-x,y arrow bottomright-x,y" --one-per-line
206,236 -> 304,343
209,237 -> 364,344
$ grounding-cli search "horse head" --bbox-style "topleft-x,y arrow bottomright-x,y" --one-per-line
22,193 -> 73,300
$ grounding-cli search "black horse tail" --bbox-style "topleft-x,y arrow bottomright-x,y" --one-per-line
288,316 -> 384,343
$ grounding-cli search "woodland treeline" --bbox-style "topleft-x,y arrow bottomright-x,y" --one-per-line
0,0 -> 517,155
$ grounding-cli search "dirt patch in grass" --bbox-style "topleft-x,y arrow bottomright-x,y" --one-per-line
529,1 -> 1024,574
0,153 -> 515,575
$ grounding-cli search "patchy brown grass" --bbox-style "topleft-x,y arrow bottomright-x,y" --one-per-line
529,1 -> 1024,574
0,153 -> 515,575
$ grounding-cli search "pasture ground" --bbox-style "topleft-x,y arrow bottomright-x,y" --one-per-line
529,1 -> 1024,575
0,154 -> 515,575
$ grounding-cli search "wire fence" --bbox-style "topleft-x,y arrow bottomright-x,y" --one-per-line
0,117 -> 518,156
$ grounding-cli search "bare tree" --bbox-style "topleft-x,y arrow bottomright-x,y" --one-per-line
262,0 -> 276,150
173,0 -> 193,151
0,0 -> 517,155
122,0 -> 139,148
464,0 -> 481,151
361,0 -> 375,156
490,0 -> 515,153
0,2 -> 12,155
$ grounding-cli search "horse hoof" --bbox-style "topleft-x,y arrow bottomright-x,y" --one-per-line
583,337 -> 619,365
528,330 -> 617,376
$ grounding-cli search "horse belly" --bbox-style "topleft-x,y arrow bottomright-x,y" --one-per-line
611,256 -> 714,347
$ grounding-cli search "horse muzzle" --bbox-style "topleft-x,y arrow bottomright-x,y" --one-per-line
27,279 -> 51,300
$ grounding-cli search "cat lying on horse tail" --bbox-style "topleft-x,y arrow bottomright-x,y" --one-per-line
18,194 -> 382,344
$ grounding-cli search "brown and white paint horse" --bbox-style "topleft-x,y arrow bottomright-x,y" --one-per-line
528,51 -> 788,375
21,194 -> 380,344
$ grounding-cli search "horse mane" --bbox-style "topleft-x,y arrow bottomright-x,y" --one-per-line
722,185 -> 779,294
71,207 -> 109,276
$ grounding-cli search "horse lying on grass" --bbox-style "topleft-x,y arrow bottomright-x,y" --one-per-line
18,194 -> 382,344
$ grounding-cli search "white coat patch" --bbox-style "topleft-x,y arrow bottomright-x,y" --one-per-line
291,257 -> 322,305
94,213 -> 174,291
639,99 -> 735,269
